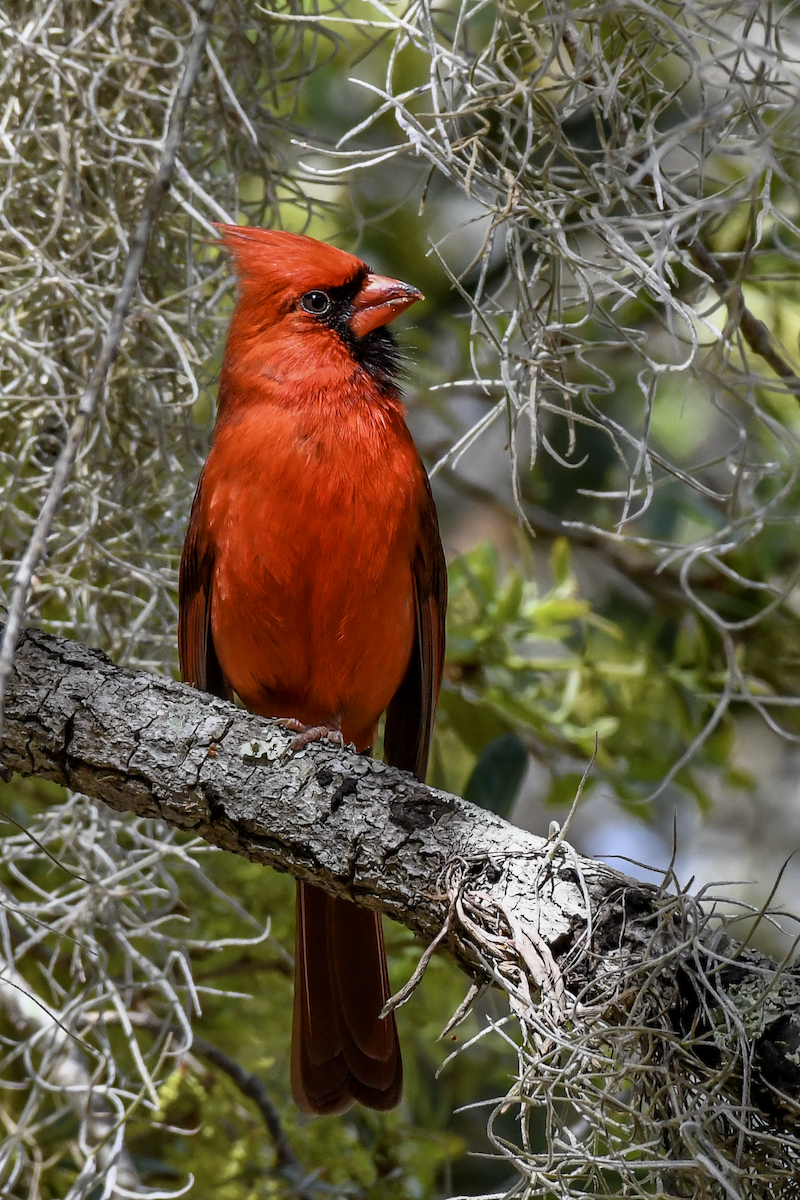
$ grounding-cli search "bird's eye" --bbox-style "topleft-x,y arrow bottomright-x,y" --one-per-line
300,290 -> 331,316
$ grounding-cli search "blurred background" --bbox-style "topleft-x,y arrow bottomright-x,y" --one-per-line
2,0 -> 800,1194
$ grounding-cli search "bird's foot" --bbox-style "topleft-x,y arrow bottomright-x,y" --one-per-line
277,718 -> 344,753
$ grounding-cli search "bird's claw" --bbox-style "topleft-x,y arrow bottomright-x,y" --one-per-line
277,718 -> 344,755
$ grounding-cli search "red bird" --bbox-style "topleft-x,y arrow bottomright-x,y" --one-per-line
178,225 -> 446,1114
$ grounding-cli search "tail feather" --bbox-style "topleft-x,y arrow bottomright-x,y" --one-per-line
291,881 -> 402,1114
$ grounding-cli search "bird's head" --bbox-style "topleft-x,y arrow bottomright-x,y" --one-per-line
215,225 -> 423,405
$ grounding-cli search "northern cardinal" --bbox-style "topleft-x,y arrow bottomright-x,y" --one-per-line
179,225 -> 446,1115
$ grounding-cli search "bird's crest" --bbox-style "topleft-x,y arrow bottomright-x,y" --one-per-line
215,224 -> 365,300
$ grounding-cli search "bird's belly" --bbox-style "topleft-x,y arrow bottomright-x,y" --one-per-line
210,472 -> 417,750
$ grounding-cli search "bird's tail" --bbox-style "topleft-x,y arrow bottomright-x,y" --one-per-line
291,880 -> 402,1114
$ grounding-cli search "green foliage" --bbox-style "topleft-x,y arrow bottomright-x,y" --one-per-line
463,733 -> 528,818
434,539 -> 735,810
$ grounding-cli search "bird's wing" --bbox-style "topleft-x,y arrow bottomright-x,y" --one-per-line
383,471 -> 447,781
178,472 -> 231,700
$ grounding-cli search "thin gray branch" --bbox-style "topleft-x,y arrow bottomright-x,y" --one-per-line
687,239 -> 800,394
0,0 -> 218,745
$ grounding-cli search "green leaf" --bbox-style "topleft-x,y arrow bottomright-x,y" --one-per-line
437,688 -> 514,754
550,537 -> 573,586
463,734 -> 529,818
492,571 -> 525,622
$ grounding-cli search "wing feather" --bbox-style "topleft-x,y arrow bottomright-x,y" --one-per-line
178,473 -> 230,700
383,471 -> 447,781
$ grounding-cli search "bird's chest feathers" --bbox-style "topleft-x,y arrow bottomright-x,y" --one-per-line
209,404 -> 419,598
291,412 -> 403,508
206,402 -> 421,729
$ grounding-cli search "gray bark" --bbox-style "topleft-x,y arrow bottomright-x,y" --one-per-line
3,626 -> 800,1134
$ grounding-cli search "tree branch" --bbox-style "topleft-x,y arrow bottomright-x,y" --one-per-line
688,238 -> 800,393
0,627 -> 601,966
4,627 -> 800,1138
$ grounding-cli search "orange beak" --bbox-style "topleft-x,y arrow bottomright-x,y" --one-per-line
349,273 -> 424,337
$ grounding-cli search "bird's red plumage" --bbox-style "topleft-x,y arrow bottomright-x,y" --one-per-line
179,225 -> 446,1114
